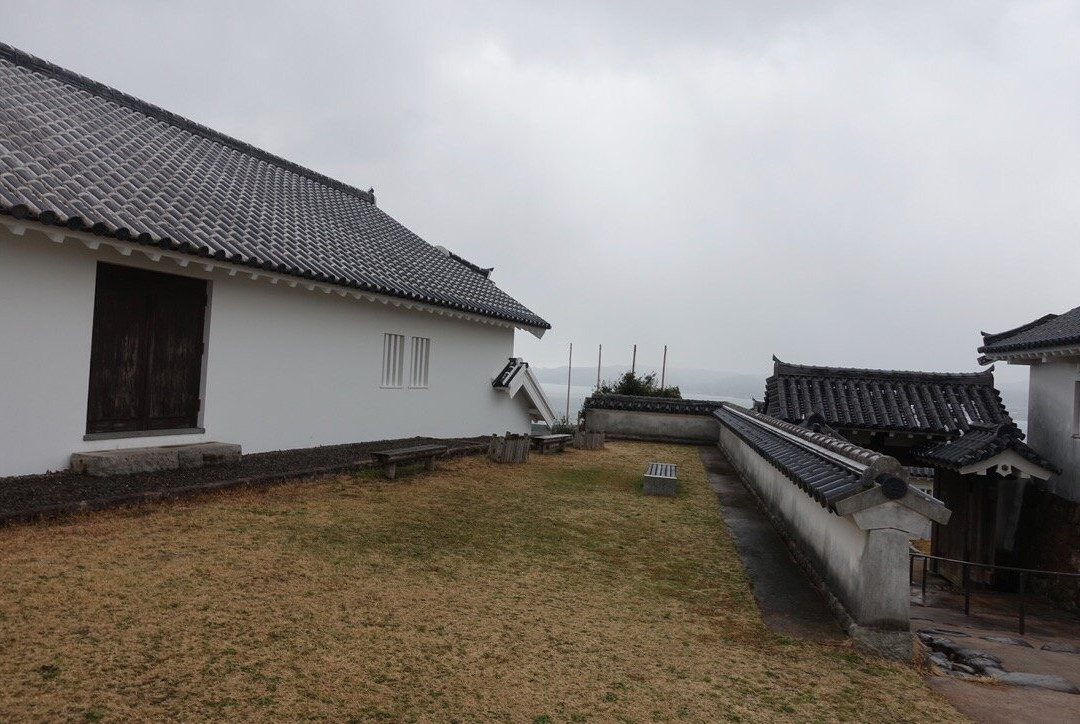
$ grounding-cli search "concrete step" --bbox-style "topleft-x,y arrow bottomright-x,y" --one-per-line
71,442 -> 241,477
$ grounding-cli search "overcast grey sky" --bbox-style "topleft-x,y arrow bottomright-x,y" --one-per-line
6,1 -> 1079,386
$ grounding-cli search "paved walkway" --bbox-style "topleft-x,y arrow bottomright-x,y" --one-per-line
698,446 -> 844,642
912,568 -> 1080,722
697,445 -> 1080,721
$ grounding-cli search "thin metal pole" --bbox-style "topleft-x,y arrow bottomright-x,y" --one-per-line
1018,572 -> 1026,635
596,344 -> 602,391
565,342 -> 572,420
631,344 -> 637,375
660,345 -> 668,388
909,554 -> 914,585
963,562 -> 971,616
921,556 -> 928,603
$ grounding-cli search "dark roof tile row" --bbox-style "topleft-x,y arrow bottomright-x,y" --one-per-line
979,306 -> 1080,357
914,424 -> 1059,474
715,404 -> 866,511
583,394 -> 723,416
763,358 -> 1012,435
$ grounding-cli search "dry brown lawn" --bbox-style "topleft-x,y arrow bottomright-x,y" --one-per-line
0,441 -> 964,722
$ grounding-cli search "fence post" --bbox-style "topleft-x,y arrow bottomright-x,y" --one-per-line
921,557 -> 928,603
909,554 -> 914,585
963,562 -> 971,616
1018,572 -> 1026,636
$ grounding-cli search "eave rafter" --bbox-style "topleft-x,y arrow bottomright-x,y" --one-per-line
1,217 -> 548,338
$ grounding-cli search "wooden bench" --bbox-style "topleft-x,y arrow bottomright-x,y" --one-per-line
532,434 -> 573,454
643,461 -> 677,496
370,444 -> 448,479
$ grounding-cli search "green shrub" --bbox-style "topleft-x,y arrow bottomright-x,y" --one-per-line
549,415 -> 578,434
598,371 -> 681,399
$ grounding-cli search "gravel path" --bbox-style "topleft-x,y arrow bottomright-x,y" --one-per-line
0,436 -> 489,524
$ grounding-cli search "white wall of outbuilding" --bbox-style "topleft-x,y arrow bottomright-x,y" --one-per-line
1028,360 -> 1080,503
0,225 -> 534,477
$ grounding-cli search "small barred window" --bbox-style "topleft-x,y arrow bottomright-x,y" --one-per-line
410,337 -> 430,388
381,333 -> 405,388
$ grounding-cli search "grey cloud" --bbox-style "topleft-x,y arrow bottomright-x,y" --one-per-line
5,0 -> 1079,392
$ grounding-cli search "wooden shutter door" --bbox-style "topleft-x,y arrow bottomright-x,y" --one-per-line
86,263 -> 207,434
144,273 -> 206,430
86,264 -> 149,432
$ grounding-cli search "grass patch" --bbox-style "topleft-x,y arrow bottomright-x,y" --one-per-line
0,442 -> 961,721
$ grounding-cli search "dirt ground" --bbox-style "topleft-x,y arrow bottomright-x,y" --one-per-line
0,442 -> 964,722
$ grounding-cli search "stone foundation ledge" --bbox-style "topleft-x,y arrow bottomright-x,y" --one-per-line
72,442 -> 241,477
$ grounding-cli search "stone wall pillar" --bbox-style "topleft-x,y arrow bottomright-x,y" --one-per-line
846,501 -> 932,658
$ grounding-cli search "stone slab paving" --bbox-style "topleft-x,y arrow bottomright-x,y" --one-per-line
928,676 -> 1080,724
912,575 -> 1080,722
698,446 -> 844,642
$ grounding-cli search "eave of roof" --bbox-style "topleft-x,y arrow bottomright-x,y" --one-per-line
0,42 -> 550,332
914,424 -> 1059,475
979,307 -> 1080,359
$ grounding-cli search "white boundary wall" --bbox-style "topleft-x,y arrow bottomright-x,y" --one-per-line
719,421 -> 933,658
0,228 -> 534,476
583,408 -> 719,443
719,426 -> 868,618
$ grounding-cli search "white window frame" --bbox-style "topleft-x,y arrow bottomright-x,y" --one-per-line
381,333 -> 405,388
409,336 -> 431,389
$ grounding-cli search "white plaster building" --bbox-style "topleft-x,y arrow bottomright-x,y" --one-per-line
0,43 -> 553,478
979,308 -> 1080,503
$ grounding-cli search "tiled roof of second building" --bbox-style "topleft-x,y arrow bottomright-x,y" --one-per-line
762,357 -> 1012,435
0,43 -> 549,330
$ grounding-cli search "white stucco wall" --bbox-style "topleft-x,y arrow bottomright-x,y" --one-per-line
0,227 -> 536,477
718,427 -> 868,620
1028,360 -> 1080,502
583,409 -> 719,443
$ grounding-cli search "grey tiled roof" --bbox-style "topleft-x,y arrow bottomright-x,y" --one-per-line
0,43 -> 549,330
583,394 -> 723,416
979,307 -> 1080,357
763,358 -> 1012,435
715,404 -> 867,511
914,424 -> 1059,474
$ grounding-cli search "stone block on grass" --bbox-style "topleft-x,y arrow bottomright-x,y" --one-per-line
644,462 -> 678,497
72,448 -> 180,477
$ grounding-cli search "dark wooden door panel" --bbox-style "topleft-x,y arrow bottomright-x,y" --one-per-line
86,264 -> 150,432
86,263 -> 207,434
145,274 -> 206,429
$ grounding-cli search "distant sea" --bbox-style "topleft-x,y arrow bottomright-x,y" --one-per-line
543,383 -> 753,423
